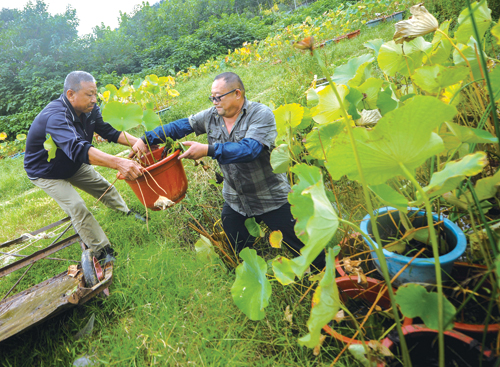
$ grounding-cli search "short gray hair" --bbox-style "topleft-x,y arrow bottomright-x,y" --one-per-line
214,72 -> 245,97
64,71 -> 95,94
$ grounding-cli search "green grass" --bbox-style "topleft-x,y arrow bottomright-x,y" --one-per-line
0,23 -> 398,366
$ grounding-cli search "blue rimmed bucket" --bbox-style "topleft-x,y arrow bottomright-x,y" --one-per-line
360,207 -> 467,287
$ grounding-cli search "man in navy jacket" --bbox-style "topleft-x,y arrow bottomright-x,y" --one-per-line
24,71 -> 143,260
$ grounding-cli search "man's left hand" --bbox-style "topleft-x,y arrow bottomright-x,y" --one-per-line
178,141 -> 208,160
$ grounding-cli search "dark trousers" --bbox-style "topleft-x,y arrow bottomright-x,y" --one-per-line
221,202 -> 326,270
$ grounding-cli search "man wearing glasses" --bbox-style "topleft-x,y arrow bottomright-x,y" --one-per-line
131,72 -> 325,271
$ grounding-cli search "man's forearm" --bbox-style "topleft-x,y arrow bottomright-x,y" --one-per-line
117,132 -> 139,147
88,147 -> 121,169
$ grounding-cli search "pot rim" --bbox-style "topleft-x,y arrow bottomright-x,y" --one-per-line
118,148 -> 181,181
360,206 -> 467,266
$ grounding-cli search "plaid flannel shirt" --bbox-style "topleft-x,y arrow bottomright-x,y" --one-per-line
189,99 -> 290,217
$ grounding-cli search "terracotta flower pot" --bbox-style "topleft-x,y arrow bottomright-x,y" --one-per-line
381,324 -> 495,366
119,148 -> 188,210
347,29 -> 361,39
450,262 -> 500,336
316,276 -> 412,345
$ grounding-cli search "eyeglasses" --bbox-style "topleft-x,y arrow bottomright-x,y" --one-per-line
208,89 -> 237,103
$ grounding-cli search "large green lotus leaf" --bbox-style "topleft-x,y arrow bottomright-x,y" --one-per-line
142,109 -> 161,131
244,217 -> 264,238
358,78 -> 385,111
369,184 -> 408,213
231,248 -> 272,321
445,121 -> 498,144
377,41 -> 406,76
349,62 -> 373,88
493,21 -> 500,45
330,54 -> 374,86
428,21 -> 453,65
453,36 -> 486,81
270,144 -> 291,173
43,133 -> 58,162
305,122 -> 344,160
289,165 -> 338,276
490,66 -> 500,102
345,87 -> 363,120
312,84 -> 349,125
325,96 -> 457,185
364,39 -> 384,57
396,284 -> 456,330
194,235 -> 219,263
412,65 -> 470,94
455,1 -> 492,45
274,103 -> 304,142
418,152 -> 488,201
102,101 -> 143,131
298,250 -> 340,348
378,38 -> 430,77
272,256 -> 296,285
377,87 -> 398,116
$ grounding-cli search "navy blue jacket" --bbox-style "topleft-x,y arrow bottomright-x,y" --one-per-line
24,95 -> 121,179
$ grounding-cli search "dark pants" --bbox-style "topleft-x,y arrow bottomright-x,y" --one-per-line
221,202 -> 326,270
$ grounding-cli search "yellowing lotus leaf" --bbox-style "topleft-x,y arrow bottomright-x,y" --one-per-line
312,84 -> 349,124
269,230 -> 283,248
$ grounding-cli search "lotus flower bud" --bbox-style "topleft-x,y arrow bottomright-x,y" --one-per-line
393,3 -> 439,44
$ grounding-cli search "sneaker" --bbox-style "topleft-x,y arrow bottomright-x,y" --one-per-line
127,209 -> 146,222
96,246 -> 116,265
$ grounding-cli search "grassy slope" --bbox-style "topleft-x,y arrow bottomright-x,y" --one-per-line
0,22 -> 395,367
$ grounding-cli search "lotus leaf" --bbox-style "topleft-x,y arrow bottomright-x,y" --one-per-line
395,283 -> 455,330
269,230 -> 283,248
43,133 -> 57,162
102,101 -> 143,131
363,38 -> 384,57
454,1 -> 492,45
493,21 -> 500,45
245,217 -> 264,238
453,36 -> 486,81
305,122 -> 343,160
270,144 -> 291,173
376,87 -> 398,115
445,121 -> 498,144
490,66 -> 500,102
142,109 -> 161,131
358,78 -> 384,110
377,38 -> 430,77
412,65 -> 469,94
330,54 -> 374,86
117,85 -> 131,99
345,87 -> 363,120
274,103 -> 304,142
194,235 -> 219,263
289,164 -> 338,276
272,256 -> 295,285
428,21 -> 453,65
417,152 -> 488,202
312,84 -> 349,125
298,250 -> 340,348
369,184 -> 408,213
325,96 -> 457,185
472,169 -> 500,201
231,248 -> 272,320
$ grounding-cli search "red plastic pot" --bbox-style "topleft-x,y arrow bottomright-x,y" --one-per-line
381,324 -> 495,365
316,276 -> 412,345
450,262 -> 500,336
119,148 -> 188,210
346,29 -> 361,39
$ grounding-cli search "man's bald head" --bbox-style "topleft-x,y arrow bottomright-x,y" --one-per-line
213,72 -> 245,97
